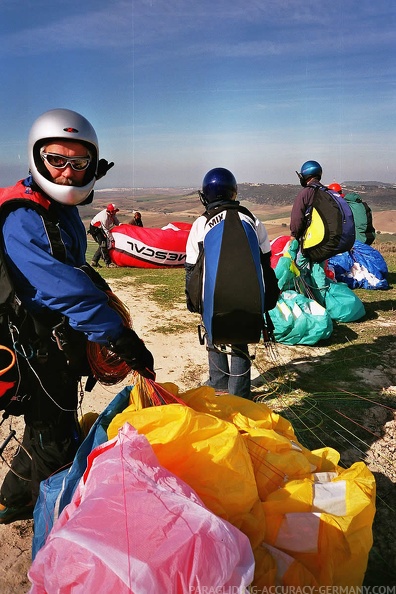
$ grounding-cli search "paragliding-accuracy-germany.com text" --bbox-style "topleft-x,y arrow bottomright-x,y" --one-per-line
189,586 -> 396,594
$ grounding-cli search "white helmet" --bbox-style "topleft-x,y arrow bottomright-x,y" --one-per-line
28,108 -> 99,205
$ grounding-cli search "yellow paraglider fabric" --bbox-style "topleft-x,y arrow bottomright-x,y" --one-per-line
107,383 -> 376,588
303,207 -> 326,249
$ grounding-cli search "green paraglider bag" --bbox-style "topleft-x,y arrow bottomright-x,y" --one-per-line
322,281 -> 366,322
268,290 -> 333,345
307,261 -> 366,322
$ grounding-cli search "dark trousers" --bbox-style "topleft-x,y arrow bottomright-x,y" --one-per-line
90,225 -> 111,265
0,416 -> 80,507
206,340 -> 252,399
0,341 -> 82,507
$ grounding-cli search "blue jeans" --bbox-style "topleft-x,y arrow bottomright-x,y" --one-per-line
206,341 -> 252,400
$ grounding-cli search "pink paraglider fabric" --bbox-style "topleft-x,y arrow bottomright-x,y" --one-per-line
28,423 -> 254,593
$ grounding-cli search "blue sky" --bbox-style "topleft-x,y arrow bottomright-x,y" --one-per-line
0,0 -> 395,188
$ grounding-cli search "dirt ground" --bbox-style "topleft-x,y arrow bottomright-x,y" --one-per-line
1,278 -> 394,591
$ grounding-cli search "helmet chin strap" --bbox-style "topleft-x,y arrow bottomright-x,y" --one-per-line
198,191 -> 208,208
296,171 -> 307,187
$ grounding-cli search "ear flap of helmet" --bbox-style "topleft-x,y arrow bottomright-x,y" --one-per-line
198,190 -> 208,207
296,170 -> 307,187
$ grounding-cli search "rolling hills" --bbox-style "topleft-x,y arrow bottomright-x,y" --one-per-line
80,182 -> 395,240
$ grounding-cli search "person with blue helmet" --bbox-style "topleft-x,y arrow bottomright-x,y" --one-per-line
290,160 -> 323,242
185,167 -> 279,400
0,109 -> 154,524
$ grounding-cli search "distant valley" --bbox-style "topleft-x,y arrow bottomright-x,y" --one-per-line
80,182 -> 395,239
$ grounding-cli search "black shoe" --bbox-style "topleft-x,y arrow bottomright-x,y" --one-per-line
91,261 -> 102,268
0,503 -> 34,524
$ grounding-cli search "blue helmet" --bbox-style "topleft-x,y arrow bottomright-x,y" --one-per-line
297,160 -> 322,186
200,167 -> 238,206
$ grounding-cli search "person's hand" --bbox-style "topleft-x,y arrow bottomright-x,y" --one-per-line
111,328 -> 155,380
96,159 -> 114,180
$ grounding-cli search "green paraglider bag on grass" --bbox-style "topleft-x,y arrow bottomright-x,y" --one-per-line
307,261 -> 366,322
323,281 -> 366,322
268,290 -> 333,345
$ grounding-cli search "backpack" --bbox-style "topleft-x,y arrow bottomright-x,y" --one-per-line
187,203 -> 266,346
302,185 -> 355,262
0,182 -> 68,417
361,200 -> 376,245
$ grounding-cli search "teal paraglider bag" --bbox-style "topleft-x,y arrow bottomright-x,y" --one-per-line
323,281 -> 366,322
272,238 -> 365,326
268,290 -> 333,345
306,261 -> 366,322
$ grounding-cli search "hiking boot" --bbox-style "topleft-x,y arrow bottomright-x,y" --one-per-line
106,263 -> 118,268
91,261 -> 102,268
0,503 -> 34,524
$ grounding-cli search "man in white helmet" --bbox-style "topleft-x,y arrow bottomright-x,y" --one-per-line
89,202 -> 120,267
0,109 -> 155,524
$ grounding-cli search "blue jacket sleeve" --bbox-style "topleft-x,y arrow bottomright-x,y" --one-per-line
2,207 -> 125,344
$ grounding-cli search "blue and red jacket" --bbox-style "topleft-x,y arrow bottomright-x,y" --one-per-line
0,177 -> 125,344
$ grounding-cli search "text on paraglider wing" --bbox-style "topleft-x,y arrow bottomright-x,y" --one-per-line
126,240 -> 186,263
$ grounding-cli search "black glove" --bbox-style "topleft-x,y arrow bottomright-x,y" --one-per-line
96,159 -> 115,180
111,327 -> 155,380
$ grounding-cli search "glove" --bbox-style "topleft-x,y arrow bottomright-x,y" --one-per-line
111,327 -> 155,380
96,159 -> 115,180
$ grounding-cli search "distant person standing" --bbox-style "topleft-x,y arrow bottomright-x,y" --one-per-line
328,183 -> 376,245
129,211 -> 143,227
89,203 -> 120,267
290,160 -> 324,244
327,183 -> 344,197
290,161 -> 355,263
